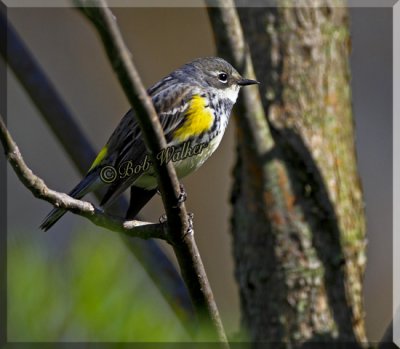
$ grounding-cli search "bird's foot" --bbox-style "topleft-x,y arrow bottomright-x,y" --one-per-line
157,184 -> 186,204
159,213 -> 168,224
177,183 -> 187,204
158,212 -> 194,237
185,213 -> 194,236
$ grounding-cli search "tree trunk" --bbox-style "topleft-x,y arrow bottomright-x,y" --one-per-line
231,3 -> 367,346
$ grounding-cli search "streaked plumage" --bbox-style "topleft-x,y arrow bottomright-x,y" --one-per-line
40,57 -> 258,231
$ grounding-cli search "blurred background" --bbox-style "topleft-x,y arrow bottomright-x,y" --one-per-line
5,4 -> 392,342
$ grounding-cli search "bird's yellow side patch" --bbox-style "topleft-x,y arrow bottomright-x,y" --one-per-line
88,145 -> 108,172
173,95 -> 213,142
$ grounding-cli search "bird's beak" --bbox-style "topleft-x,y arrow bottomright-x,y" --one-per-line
237,78 -> 259,86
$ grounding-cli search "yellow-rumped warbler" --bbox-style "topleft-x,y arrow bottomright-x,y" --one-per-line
40,57 -> 258,231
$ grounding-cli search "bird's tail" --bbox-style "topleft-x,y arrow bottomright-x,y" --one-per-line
40,207 -> 68,232
40,172 -> 100,231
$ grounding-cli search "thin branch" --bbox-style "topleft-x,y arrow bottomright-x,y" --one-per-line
77,0 -> 228,343
206,0 -> 274,158
0,8 -> 195,330
0,116 -> 166,240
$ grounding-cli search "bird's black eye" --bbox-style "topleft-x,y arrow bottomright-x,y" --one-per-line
218,72 -> 228,83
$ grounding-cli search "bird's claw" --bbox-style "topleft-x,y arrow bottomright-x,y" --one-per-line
159,212 -> 194,236
159,213 -> 167,224
185,213 -> 194,236
177,184 -> 187,204
158,184 -> 186,204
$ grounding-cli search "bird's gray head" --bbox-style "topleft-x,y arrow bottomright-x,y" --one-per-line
178,57 -> 259,103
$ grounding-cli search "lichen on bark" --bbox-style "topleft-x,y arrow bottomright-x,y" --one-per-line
231,3 -> 367,346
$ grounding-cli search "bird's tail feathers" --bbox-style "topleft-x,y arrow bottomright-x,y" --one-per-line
40,172 -> 100,231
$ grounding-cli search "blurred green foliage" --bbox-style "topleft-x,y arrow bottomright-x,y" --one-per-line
7,229 -> 189,342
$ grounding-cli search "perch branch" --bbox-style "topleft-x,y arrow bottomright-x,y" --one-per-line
0,8 -> 195,331
0,116 -> 166,240
77,0 -> 228,343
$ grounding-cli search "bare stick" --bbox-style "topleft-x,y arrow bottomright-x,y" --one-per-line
206,0 -> 273,158
0,116 -> 166,240
0,9 -> 195,331
77,0 -> 228,343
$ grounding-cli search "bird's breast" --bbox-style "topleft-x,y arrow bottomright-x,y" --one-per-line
173,94 -> 214,142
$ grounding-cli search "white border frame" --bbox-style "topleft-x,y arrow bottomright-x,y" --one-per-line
1,0 -> 398,346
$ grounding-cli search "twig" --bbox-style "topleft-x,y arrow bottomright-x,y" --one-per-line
0,9 -> 195,332
206,0 -> 274,158
0,116 -> 166,240
76,0 -> 228,343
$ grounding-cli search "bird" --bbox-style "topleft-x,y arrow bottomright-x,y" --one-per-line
40,57 -> 259,231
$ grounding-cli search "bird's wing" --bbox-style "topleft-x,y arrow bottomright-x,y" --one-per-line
152,81 -> 195,139
98,83 -> 195,207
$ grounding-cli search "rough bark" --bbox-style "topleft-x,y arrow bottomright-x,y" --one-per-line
230,3 -> 367,346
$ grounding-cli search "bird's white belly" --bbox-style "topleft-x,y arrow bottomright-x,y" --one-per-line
133,132 -> 224,190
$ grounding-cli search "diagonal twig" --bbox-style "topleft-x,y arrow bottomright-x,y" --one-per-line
77,0 -> 228,343
206,0 -> 273,157
0,8 -> 195,332
0,115 -> 167,240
